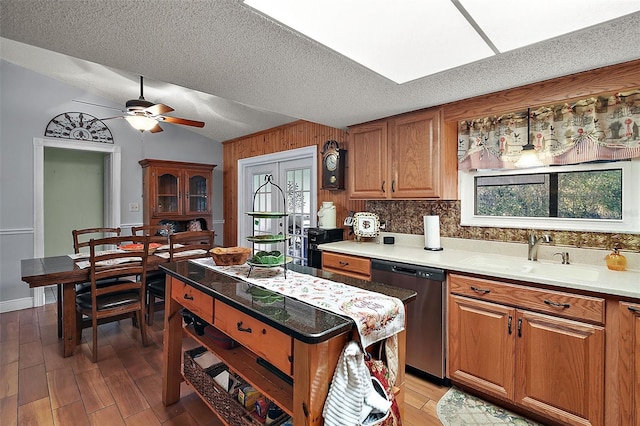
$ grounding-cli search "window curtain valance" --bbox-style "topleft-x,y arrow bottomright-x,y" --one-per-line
457,89 -> 640,171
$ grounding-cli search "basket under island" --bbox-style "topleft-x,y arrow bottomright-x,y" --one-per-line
160,260 -> 416,426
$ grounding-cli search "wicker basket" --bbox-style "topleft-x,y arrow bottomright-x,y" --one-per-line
183,347 -> 288,426
210,246 -> 252,266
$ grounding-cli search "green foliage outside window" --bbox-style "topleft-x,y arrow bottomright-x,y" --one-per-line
476,169 -> 622,220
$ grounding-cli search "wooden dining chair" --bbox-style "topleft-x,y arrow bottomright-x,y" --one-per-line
132,224 -> 171,325
76,235 -> 150,362
50,227 -> 124,339
72,227 -> 122,254
72,228 -> 136,298
146,230 -> 215,325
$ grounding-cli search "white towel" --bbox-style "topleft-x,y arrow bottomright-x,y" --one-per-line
323,341 -> 391,426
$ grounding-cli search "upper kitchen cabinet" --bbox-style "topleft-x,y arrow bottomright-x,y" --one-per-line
139,159 -> 216,229
348,108 -> 456,200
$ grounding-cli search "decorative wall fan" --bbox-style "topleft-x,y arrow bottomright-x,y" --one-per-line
74,76 -> 205,133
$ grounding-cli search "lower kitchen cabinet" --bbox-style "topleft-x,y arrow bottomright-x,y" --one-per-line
619,301 -> 640,425
321,251 -> 371,280
448,273 -> 605,426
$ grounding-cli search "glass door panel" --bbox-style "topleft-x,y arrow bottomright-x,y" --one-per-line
188,174 -> 209,214
157,172 -> 179,214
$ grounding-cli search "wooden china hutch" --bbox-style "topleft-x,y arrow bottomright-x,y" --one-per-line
139,159 -> 216,230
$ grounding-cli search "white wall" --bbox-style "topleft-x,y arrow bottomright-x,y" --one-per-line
0,59 -> 224,309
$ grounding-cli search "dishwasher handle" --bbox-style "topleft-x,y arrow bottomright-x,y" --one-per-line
391,265 -> 418,275
372,259 -> 446,281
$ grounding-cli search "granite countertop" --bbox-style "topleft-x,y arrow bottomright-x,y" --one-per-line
161,261 -> 416,344
319,234 -> 640,300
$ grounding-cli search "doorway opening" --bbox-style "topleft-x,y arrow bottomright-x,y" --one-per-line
32,137 -> 121,306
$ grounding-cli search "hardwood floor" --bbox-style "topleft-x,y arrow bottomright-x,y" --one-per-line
0,301 -> 448,425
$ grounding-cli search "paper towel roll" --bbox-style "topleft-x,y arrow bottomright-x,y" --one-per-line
424,215 -> 441,249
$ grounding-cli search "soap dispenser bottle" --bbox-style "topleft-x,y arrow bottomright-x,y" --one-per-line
605,243 -> 627,271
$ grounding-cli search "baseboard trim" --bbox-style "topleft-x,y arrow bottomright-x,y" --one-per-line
0,297 -> 34,313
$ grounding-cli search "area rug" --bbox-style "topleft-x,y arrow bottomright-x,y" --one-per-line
436,387 -> 542,426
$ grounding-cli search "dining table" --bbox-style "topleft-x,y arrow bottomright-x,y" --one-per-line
20,248 -> 199,357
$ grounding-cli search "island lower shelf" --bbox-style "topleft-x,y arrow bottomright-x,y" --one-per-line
183,324 -> 294,417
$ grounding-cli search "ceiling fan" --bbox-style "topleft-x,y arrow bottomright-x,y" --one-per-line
74,76 -> 205,133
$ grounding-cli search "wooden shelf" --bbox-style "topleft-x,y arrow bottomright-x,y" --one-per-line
184,325 -> 294,417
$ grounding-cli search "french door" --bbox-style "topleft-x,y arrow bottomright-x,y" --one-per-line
241,152 -> 315,265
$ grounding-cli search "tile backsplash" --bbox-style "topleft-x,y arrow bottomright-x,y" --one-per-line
365,200 -> 640,253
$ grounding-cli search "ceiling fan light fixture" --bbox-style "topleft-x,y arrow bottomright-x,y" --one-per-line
125,115 -> 157,132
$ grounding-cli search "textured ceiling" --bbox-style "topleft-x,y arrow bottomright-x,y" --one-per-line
1,0 -> 640,143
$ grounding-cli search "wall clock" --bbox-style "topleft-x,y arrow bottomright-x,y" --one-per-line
45,112 -> 114,143
321,140 -> 346,190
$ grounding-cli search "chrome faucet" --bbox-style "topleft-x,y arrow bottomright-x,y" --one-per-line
528,233 -> 552,261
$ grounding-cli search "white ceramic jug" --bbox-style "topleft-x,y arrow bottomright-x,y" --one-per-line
318,201 -> 337,229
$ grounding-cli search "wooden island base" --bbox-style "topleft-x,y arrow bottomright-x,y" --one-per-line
161,262 -> 411,426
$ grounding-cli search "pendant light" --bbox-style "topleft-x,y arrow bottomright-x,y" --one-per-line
514,108 -> 543,168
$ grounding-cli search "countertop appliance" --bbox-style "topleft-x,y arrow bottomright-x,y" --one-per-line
371,259 -> 448,384
307,227 -> 344,269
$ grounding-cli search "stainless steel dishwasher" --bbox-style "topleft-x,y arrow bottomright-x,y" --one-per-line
371,259 -> 447,383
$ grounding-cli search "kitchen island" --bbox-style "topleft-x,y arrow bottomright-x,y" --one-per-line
161,260 -> 416,425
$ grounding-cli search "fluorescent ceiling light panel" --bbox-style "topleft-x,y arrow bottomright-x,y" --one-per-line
244,0 -> 494,84
458,0 -> 640,52
244,0 -> 640,84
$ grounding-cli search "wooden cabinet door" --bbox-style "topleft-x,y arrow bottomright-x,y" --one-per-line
348,121 -> 388,199
619,302 -> 640,425
153,167 -> 183,217
389,109 -> 441,198
185,169 -> 211,216
448,295 -> 516,401
515,310 -> 604,426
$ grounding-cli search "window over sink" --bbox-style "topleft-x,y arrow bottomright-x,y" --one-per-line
459,159 -> 639,233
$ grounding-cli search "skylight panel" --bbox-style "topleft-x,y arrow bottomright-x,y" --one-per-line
244,0 -> 640,84
244,0 -> 494,84
458,0 -> 640,53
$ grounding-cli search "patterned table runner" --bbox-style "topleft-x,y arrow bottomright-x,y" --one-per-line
191,258 -> 405,348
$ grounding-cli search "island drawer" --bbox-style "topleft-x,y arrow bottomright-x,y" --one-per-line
170,278 -> 214,324
449,273 -> 605,324
214,301 -> 293,376
322,252 -> 371,280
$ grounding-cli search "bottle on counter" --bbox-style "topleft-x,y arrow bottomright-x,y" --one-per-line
605,243 -> 627,271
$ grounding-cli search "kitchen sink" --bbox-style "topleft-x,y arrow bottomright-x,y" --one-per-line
462,255 -> 600,282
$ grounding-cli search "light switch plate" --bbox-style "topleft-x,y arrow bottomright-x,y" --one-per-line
129,203 -> 139,212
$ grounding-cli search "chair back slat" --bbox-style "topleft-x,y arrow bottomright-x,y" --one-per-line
169,230 -> 215,261
132,225 -> 172,244
73,227 -> 121,253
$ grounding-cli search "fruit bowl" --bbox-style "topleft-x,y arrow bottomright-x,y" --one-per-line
209,246 -> 252,266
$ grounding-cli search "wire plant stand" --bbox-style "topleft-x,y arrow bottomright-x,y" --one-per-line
246,175 -> 291,278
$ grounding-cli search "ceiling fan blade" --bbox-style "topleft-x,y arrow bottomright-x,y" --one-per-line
145,103 -> 174,116
149,123 -> 164,133
73,99 -> 124,112
99,116 -> 124,121
159,116 -> 205,128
